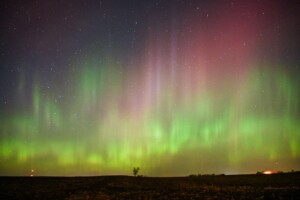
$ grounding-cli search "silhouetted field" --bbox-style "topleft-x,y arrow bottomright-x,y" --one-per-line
1,172 -> 300,199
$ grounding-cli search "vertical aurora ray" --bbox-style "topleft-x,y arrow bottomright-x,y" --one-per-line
0,0 -> 299,176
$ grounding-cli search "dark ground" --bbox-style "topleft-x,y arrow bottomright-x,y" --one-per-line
1,172 -> 300,199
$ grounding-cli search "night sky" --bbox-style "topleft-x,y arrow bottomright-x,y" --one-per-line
0,0 -> 300,176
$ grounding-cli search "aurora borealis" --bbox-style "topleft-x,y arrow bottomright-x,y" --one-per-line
0,0 -> 299,176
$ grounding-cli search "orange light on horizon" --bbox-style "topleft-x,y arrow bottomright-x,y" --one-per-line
263,170 -> 272,174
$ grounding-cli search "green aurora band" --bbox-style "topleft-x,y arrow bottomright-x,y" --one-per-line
0,60 -> 299,176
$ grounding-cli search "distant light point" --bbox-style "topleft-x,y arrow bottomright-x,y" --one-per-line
30,169 -> 35,177
263,170 -> 272,175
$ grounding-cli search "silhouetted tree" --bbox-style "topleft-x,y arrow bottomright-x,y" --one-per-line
133,167 -> 140,176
